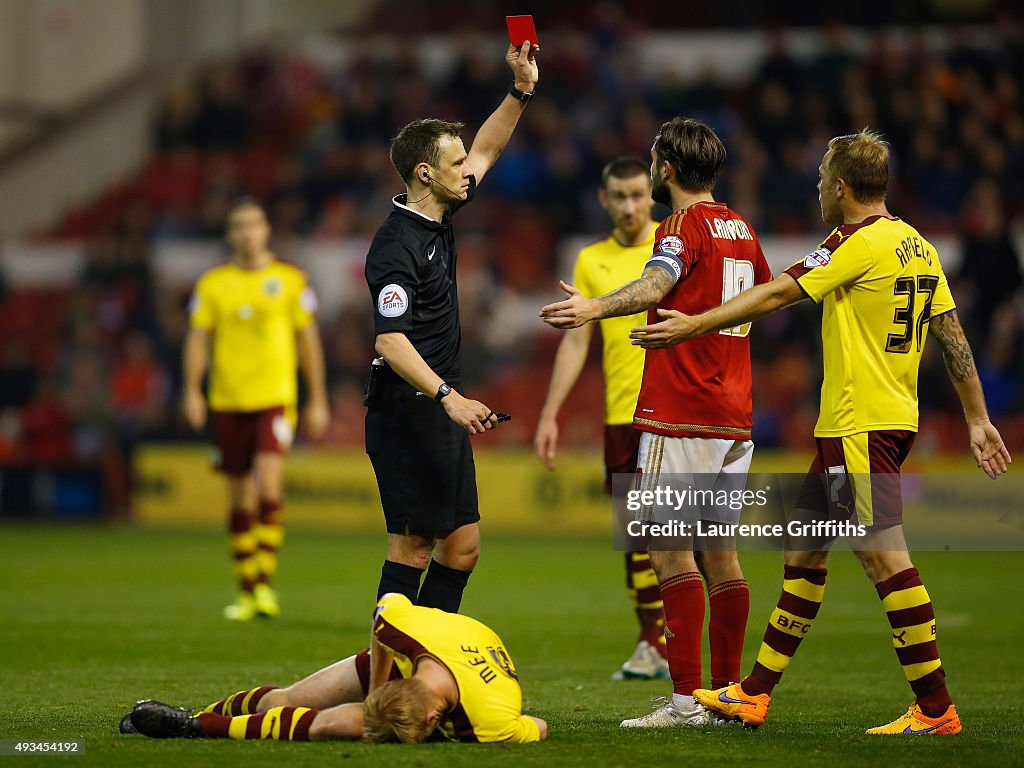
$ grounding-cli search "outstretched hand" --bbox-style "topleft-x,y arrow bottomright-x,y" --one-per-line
969,420 -> 1012,479
507,41 -> 540,91
540,281 -> 595,330
629,309 -> 701,349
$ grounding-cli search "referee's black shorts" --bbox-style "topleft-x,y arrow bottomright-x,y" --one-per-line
365,381 -> 480,537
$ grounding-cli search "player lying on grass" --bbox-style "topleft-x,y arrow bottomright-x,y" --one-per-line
121,593 -> 547,743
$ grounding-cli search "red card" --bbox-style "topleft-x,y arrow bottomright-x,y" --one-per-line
506,15 -> 538,47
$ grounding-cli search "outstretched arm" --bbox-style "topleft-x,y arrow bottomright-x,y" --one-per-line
540,266 -> 675,330
630,273 -> 805,349
928,309 -> 1011,478
464,42 -> 539,184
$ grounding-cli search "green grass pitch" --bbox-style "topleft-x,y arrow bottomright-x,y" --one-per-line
1,525 -> 1020,767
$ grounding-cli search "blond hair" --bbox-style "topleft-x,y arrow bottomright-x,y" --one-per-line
824,129 -> 889,203
362,678 -> 437,743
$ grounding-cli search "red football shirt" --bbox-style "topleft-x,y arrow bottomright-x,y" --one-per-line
633,201 -> 772,439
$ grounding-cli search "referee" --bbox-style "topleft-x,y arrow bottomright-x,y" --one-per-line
363,41 -> 539,613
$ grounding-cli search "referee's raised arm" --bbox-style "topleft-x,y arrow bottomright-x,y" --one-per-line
360,38 -> 540,619
463,41 -> 539,184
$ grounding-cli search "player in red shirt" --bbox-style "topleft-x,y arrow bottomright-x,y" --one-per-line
541,118 -> 772,728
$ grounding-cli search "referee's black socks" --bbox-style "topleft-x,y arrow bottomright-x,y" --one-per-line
417,560 -> 472,613
377,560 -> 424,602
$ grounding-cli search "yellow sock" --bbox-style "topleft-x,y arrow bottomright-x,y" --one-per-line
254,523 -> 284,583
226,706 -> 315,740
202,686 -> 277,716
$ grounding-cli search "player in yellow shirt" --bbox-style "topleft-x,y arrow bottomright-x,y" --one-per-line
183,199 -> 329,621
364,592 -> 545,742
632,130 -> 1011,734
123,593 -> 547,744
534,157 -> 667,680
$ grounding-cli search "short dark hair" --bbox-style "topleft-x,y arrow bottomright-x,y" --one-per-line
390,119 -> 465,186
227,196 -> 266,218
652,118 -> 726,193
600,156 -> 651,188
825,129 -> 889,203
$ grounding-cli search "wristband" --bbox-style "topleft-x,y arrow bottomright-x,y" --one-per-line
508,82 -> 533,103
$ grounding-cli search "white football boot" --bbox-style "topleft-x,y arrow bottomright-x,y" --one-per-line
611,640 -> 670,681
620,696 -> 712,728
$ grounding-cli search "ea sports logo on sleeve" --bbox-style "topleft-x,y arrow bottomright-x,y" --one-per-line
378,284 -> 409,317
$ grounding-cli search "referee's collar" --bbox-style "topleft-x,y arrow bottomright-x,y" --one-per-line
392,194 -> 447,229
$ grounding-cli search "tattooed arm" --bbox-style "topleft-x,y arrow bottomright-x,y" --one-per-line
590,266 -> 677,319
539,266 -> 675,329
930,309 -> 979,385
630,272 -> 806,349
928,309 -> 1011,478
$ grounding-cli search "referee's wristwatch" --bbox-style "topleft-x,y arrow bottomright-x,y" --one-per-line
435,382 -> 453,402
508,82 -> 533,103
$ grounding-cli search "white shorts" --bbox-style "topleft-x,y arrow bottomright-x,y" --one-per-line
635,433 -> 754,525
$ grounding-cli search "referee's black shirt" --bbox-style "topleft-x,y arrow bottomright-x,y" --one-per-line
365,176 -> 477,384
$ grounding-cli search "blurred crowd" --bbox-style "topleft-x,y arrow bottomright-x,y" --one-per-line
2,16 -> 1023,505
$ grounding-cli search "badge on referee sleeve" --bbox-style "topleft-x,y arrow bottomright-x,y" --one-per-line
378,284 -> 409,317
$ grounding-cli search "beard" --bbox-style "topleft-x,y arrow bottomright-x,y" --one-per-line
651,175 -> 672,207
819,200 -> 841,225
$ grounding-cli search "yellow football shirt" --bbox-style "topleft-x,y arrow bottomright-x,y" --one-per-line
372,593 -> 540,744
189,260 -> 317,413
573,222 -> 657,425
785,215 -> 955,437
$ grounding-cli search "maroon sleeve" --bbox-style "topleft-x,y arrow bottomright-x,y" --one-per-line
784,226 -> 847,283
372,595 -> 431,661
373,615 -> 429,661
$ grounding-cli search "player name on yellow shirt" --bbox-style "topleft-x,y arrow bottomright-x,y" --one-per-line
460,644 -> 518,684
895,234 -> 934,268
784,215 -> 955,437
